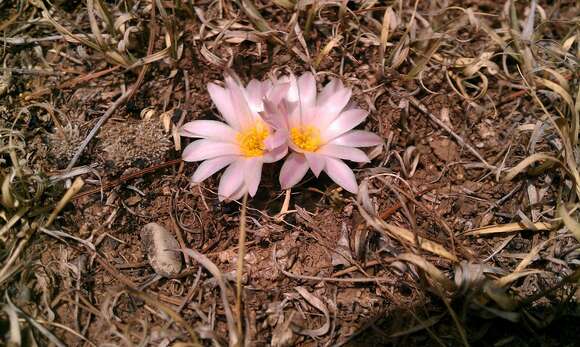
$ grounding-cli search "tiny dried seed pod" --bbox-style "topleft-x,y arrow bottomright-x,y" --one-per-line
140,223 -> 183,278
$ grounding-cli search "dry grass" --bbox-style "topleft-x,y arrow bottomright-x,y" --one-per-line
1,0 -> 579,346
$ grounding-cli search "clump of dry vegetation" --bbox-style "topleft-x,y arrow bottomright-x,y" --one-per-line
1,0 -> 579,346
97,119 -> 172,175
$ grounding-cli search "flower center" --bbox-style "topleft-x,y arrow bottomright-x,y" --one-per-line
236,123 -> 269,157
290,126 -> 321,152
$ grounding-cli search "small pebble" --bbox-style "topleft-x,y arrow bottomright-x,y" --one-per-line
140,223 -> 182,278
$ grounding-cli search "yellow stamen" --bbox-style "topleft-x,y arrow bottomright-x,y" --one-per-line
237,123 -> 269,157
290,126 -> 322,152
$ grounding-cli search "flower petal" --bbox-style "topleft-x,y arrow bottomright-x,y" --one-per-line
263,143 -> 288,163
264,129 -> 288,150
261,99 -> 283,129
266,82 -> 291,105
207,83 -> 239,129
182,139 -> 240,162
225,75 -> 254,129
317,78 -> 342,105
329,130 -> 383,147
191,155 -> 237,183
218,159 -> 245,201
322,109 -> 368,141
228,185 -> 247,201
288,103 -> 317,128
244,157 -> 263,197
296,72 -> 317,108
279,152 -> 309,189
284,74 -> 298,103
324,157 -> 358,193
305,152 -> 325,177
315,79 -> 352,126
181,120 -> 237,141
317,144 -> 370,163
246,79 -> 271,113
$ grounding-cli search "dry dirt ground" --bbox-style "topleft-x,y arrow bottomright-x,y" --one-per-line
1,0 -> 580,346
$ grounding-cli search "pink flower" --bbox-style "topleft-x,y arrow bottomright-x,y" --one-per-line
265,73 -> 383,194
181,75 -> 287,201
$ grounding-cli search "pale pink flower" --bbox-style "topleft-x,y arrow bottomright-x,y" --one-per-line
264,72 -> 383,194
181,75 -> 287,201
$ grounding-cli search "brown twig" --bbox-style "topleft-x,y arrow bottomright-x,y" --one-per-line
0,4 -> 26,32
273,245 -> 394,283
126,1 -> 157,101
235,193 -> 248,343
379,184 -> 443,220
171,191 -> 190,266
408,96 -> 496,170
331,259 -> 384,277
65,5 -> 158,172
58,66 -> 120,90
72,159 -> 182,200
66,91 -> 131,171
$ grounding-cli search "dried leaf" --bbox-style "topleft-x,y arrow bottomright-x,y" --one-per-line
128,289 -> 201,346
46,177 -> 84,227
514,236 -> 558,273
1,172 -> 16,208
2,303 -> 21,346
502,153 -> 562,182
181,248 -> 239,346
378,7 -> 394,74
389,313 -> 444,338
465,222 -> 552,236
314,35 -> 342,68
5,294 -> 66,347
559,205 -> 580,242
398,253 -> 455,291
293,287 -> 330,337
331,223 -> 353,267
495,269 -> 544,287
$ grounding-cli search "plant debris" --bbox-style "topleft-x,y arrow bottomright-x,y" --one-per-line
140,222 -> 183,278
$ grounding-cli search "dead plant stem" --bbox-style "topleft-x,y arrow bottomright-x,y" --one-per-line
66,91 -> 131,171
236,192 -> 248,346
408,96 -> 495,170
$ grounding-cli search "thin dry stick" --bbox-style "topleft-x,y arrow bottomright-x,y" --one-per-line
45,231 -> 139,289
1,178 -> 85,283
128,289 -> 201,346
408,96 -> 495,170
66,91 -> 131,171
0,6 -> 24,32
181,248 -> 239,345
58,66 -> 120,89
332,259 -> 383,277
435,286 -> 469,347
236,193 -> 248,344
45,177 -> 84,227
35,319 -> 96,347
273,245 -> 394,283
170,192 -> 191,266
71,159 -> 182,200
126,0 -> 157,101
0,235 -> 30,284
